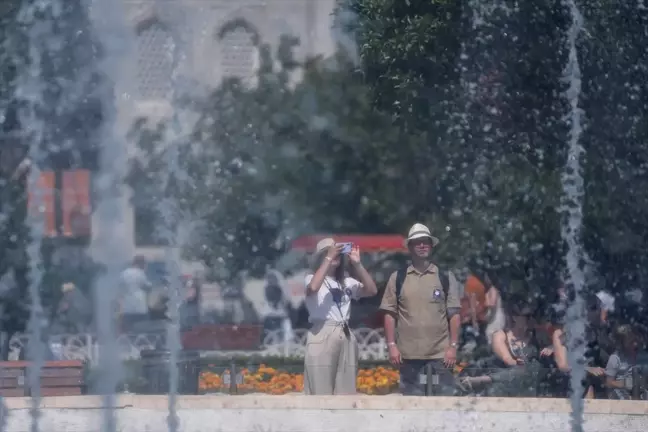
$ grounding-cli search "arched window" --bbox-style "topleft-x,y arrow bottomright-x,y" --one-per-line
136,21 -> 174,99
220,27 -> 256,80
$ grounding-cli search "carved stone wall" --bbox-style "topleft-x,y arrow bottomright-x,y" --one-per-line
121,0 -> 336,101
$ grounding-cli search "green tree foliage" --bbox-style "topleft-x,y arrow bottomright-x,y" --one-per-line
130,1 -> 648,315
345,0 -> 566,290
0,0 -> 32,349
24,0 -> 103,169
347,0 -> 648,305
129,34 -> 425,282
578,3 -> 648,291
0,0 -> 103,344
129,36 -> 304,281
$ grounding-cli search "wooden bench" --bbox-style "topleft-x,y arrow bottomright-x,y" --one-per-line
0,360 -> 85,397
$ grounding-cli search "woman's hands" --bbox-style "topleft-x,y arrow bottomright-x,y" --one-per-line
348,245 -> 378,297
540,347 -> 554,357
586,366 -> 605,376
326,244 -> 344,261
348,245 -> 361,265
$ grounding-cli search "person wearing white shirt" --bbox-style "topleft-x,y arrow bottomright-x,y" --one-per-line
303,238 -> 378,395
119,255 -> 153,332
596,290 -> 615,323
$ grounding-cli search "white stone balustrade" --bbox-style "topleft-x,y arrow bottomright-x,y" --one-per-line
7,328 -> 388,363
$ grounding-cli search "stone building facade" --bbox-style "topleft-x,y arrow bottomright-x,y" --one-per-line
88,0 -> 338,261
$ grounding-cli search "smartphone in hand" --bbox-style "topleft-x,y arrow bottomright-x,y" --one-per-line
336,242 -> 353,254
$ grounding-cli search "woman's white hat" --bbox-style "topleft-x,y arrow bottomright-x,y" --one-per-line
315,237 -> 335,255
310,237 -> 336,268
405,223 -> 439,247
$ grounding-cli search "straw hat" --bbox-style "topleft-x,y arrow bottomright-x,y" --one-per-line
404,223 -> 439,247
309,237 -> 335,267
314,237 -> 335,255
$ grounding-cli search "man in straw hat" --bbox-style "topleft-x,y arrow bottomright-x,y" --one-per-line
379,223 -> 462,395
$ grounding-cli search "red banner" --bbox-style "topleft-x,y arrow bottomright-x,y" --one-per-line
290,234 -> 407,252
27,171 -> 56,237
27,169 -> 92,238
62,170 -> 91,237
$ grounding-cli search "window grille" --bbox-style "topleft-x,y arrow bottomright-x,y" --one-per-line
220,27 -> 256,80
136,23 -> 175,99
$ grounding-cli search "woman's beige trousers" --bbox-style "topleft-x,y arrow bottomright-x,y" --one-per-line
303,320 -> 358,395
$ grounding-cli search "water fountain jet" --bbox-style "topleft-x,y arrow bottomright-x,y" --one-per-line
560,2 -> 588,432
14,2 -> 62,431
143,17 -> 200,431
87,1 -> 135,431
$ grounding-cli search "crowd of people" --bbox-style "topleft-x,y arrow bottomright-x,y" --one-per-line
302,223 -> 647,399
52,255 -> 201,336
49,222 -> 647,399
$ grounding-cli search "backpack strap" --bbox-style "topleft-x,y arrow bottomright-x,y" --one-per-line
395,266 -> 450,307
439,270 -> 449,299
394,267 -> 407,307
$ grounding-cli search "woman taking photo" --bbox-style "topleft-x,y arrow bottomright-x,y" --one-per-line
303,238 -> 378,395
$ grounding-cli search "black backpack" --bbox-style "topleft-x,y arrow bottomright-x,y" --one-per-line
394,266 -> 449,307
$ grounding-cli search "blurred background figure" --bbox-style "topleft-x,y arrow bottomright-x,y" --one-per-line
220,272 -> 260,324
472,265 -> 507,345
459,272 -> 488,354
552,294 -> 612,399
119,255 -> 153,333
261,269 -> 293,346
179,275 -> 201,329
53,282 -> 91,334
596,290 -> 615,324
605,324 -> 641,400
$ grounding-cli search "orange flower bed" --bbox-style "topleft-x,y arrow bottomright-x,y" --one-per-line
198,364 -> 399,395
356,366 -> 399,395
198,362 -> 469,395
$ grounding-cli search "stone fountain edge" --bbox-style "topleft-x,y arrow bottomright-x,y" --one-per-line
2,395 -> 647,415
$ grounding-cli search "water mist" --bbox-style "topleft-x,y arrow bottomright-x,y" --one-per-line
560,2 -> 588,431
14,2 -> 63,431
89,0 -> 134,431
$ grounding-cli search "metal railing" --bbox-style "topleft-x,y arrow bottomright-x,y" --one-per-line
127,359 -> 648,400
9,331 -> 648,401
7,328 -> 389,363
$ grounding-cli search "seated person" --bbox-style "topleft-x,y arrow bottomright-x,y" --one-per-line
552,294 -> 610,399
605,325 -> 640,400
482,271 -> 507,345
458,303 -> 551,396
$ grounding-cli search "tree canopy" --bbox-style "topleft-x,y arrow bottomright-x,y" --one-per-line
346,0 -> 648,302
0,0 -> 103,343
129,2 -> 648,315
